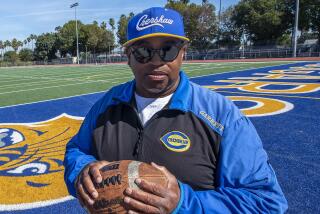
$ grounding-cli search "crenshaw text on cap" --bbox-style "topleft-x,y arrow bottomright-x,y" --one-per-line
123,7 -> 189,47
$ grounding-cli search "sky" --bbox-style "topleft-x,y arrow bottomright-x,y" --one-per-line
0,0 -> 239,42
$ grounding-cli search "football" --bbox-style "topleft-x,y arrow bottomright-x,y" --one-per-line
86,160 -> 168,214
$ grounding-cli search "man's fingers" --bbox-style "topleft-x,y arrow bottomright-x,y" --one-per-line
127,210 -> 140,214
75,161 -> 113,208
125,187 -> 162,207
77,183 -> 95,205
81,172 -> 99,199
124,196 -> 159,214
135,178 -> 166,198
151,162 -> 178,188
152,162 -> 172,178
89,166 -> 102,184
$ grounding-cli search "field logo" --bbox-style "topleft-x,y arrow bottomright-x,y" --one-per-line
227,96 -> 294,117
160,131 -> 190,152
0,114 -> 83,211
0,129 -> 24,148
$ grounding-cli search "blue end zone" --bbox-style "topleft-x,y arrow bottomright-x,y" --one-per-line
0,62 -> 319,213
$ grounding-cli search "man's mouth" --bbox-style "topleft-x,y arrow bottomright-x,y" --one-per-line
146,71 -> 167,80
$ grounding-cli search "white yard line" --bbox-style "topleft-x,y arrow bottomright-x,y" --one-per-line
0,81 -> 102,95
0,66 -> 131,80
0,91 -> 106,109
0,76 -> 131,94
0,73 -> 131,89
0,61 -> 301,109
0,79 -> 75,89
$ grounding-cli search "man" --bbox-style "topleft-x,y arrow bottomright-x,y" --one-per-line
64,7 -> 288,213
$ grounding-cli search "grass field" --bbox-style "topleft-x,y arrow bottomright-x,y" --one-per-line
0,61 -> 296,107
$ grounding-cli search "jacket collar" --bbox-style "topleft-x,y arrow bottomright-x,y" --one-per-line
112,71 -> 190,112
169,71 -> 190,112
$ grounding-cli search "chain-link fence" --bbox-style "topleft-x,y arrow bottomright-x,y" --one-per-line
185,44 -> 320,60
0,44 -> 319,67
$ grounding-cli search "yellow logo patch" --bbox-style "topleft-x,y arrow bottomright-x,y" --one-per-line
160,131 -> 191,152
0,114 -> 82,210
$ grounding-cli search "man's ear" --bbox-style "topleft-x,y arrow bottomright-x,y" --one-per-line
181,46 -> 187,60
124,47 -> 131,65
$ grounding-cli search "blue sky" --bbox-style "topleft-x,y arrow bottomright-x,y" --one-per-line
0,0 -> 239,42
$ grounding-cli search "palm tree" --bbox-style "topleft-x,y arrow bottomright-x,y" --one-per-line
4,40 -> 11,52
18,40 -> 23,52
29,34 -> 37,50
11,38 -> 20,52
27,37 -> 31,49
0,40 -> 3,60
24,39 -> 28,48
11,39 -> 23,52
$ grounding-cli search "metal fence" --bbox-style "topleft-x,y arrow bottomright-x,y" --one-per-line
185,45 -> 320,60
0,45 -> 319,67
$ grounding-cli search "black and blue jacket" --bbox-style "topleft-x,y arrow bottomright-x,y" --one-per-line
64,72 -> 288,213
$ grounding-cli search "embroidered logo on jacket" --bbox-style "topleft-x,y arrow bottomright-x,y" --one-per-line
160,131 -> 191,152
199,111 -> 224,132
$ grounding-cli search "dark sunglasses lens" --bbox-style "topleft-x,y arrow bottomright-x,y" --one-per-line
133,47 -> 152,63
160,46 -> 180,62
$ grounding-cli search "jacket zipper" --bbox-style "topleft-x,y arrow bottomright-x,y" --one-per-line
112,98 -> 144,159
112,98 -> 180,159
134,129 -> 143,159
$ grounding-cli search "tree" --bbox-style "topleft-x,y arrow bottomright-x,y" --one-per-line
23,39 -> 27,48
4,40 -> 11,52
0,40 -> 3,59
56,20 -> 84,57
29,34 -> 37,50
299,0 -> 320,42
34,33 -> 58,61
117,13 -> 134,46
109,18 -> 116,51
109,18 -> 116,31
4,51 -> 19,63
11,38 -> 22,52
82,23 -> 100,55
81,22 -> 115,55
19,48 -> 34,61
232,0 -> 291,46
166,0 -> 218,52
100,21 -> 107,30
27,37 -> 31,49
218,6 -> 242,47
18,41 -> 23,51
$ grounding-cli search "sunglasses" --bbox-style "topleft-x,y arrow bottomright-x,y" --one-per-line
129,41 -> 186,64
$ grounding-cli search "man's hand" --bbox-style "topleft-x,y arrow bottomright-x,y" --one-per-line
124,162 -> 180,214
75,160 -> 109,207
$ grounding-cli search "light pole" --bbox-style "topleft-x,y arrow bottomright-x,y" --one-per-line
293,0 -> 299,58
217,0 -> 222,48
70,2 -> 80,64
218,0 -> 221,25
85,45 -> 88,64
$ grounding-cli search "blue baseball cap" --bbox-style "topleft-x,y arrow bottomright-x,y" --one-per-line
123,7 -> 189,47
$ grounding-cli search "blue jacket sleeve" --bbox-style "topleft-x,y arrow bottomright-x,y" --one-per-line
174,116 -> 288,213
63,107 -> 98,197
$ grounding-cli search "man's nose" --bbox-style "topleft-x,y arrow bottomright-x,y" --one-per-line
149,51 -> 164,66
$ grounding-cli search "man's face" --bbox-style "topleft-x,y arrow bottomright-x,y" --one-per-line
127,36 -> 186,98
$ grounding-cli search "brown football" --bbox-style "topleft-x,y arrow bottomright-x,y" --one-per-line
85,160 -> 168,214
